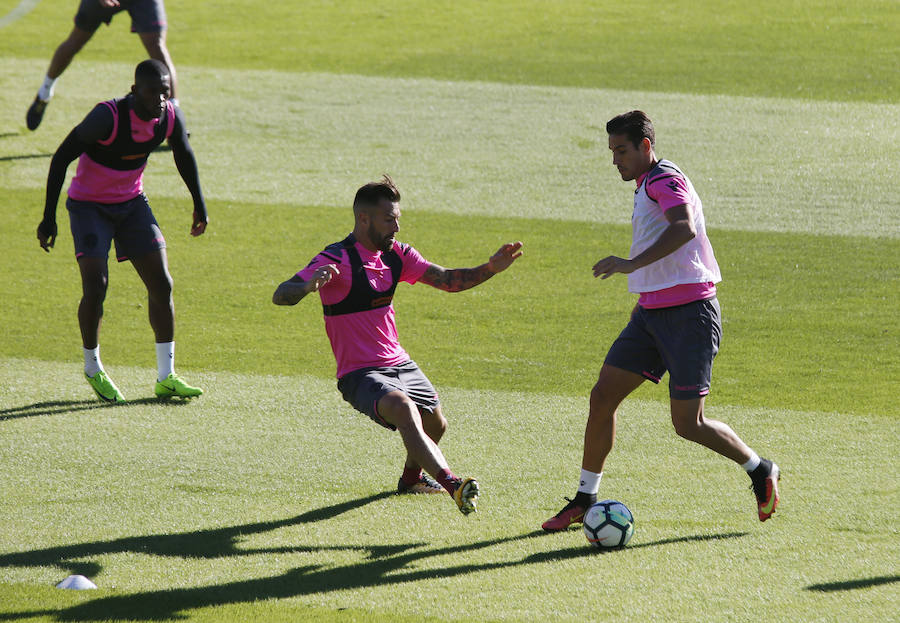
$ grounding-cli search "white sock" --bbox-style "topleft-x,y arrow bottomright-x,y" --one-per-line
577,468 -> 602,495
741,453 -> 761,472
37,75 -> 57,102
83,346 -> 102,377
156,341 -> 174,381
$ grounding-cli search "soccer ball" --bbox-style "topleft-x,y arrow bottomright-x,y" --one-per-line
583,500 -> 634,549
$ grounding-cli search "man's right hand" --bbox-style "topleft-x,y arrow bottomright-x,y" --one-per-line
37,218 -> 57,252
273,265 -> 340,306
305,264 -> 340,293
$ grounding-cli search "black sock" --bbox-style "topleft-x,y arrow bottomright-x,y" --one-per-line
573,491 -> 597,506
750,458 -> 772,480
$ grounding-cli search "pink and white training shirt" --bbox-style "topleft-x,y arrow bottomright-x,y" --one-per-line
629,159 -> 721,309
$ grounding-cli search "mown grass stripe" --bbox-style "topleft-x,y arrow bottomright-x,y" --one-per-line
2,59 -> 898,239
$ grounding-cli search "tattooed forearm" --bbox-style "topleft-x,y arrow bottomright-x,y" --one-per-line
421,263 -> 495,292
272,278 -> 311,305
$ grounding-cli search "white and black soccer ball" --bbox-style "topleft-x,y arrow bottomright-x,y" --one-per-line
583,500 -> 634,549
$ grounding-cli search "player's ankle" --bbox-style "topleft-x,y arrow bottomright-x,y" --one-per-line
400,466 -> 422,487
435,468 -> 459,495
572,491 -> 597,506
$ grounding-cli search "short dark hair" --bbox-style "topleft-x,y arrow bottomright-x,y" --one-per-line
606,110 -> 655,149
135,59 -> 169,84
353,174 -> 401,215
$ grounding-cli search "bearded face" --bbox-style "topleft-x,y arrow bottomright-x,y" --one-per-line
365,201 -> 400,252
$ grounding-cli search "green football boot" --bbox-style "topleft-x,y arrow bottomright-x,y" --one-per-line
85,370 -> 125,403
155,373 -> 203,398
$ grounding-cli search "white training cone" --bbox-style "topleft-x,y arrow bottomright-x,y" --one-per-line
56,575 -> 97,590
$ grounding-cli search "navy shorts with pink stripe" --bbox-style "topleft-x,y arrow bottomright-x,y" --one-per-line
337,360 -> 440,430
67,194 -> 166,263
75,0 -> 167,34
604,297 -> 721,400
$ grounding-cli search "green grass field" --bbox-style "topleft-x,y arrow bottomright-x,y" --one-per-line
1,1 -> 898,621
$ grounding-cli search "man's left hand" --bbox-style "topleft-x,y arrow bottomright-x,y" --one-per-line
191,210 -> 208,236
592,255 -> 635,279
488,241 -> 524,273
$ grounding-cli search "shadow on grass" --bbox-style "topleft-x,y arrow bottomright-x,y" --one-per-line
0,153 -> 52,162
0,493 -> 560,622
16,531 -> 557,622
0,504 -> 748,622
0,492 -> 401,577
521,530 -> 749,563
0,397 -> 192,421
806,575 -> 899,592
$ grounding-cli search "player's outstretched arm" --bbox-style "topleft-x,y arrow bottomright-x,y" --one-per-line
273,264 -> 339,306
419,241 -> 523,292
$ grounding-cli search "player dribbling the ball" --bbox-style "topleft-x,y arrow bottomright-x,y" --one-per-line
543,111 -> 780,531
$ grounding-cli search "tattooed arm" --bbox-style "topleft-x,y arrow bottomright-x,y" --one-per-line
419,241 -> 523,292
273,264 -> 340,305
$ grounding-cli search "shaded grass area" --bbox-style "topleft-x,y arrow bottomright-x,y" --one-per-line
2,189 -> 897,417
1,360 -> 897,622
3,0 -> 898,103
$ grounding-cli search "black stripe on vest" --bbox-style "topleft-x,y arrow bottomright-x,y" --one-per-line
636,159 -> 682,197
322,234 -> 404,317
85,97 -> 170,171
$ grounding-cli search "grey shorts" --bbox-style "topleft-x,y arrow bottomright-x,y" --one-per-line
67,194 -> 166,262
337,360 -> 440,431
604,297 -> 721,400
75,0 -> 167,33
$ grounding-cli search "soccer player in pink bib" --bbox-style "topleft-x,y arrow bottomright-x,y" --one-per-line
273,175 -> 523,515
37,59 -> 207,403
542,111 -> 780,531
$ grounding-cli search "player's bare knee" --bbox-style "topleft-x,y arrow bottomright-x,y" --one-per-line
61,32 -> 90,55
672,415 -> 702,440
590,381 -> 621,414
81,274 -> 108,301
147,274 -> 173,304
422,407 -> 447,436
140,34 -> 171,64
379,393 -> 421,428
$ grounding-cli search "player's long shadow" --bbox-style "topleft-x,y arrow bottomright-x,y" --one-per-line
0,491 -> 402,579
16,530 -> 557,622
1,517 -> 744,621
518,530 -> 750,563
0,490 -> 559,622
0,397 -> 190,421
0,153 -> 52,162
805,574 -> 899,592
